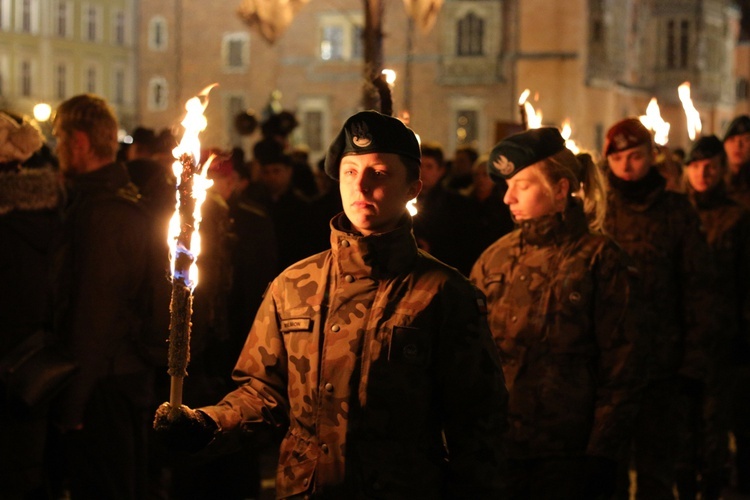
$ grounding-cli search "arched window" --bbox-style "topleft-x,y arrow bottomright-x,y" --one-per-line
148,77 -> 168,111
456,12 -> 484,56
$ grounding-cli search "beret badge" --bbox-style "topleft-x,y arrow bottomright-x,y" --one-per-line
493,155 -> 515,176
614,133 -> 630,151
350,121 -> 373,148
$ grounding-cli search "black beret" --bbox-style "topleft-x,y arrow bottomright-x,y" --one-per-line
686,135 -> 724,165
723,115 -> 750,142
324,110 -> 421,180
488,127 -> 566,181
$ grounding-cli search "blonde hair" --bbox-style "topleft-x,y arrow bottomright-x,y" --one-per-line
537,148 -> 608,232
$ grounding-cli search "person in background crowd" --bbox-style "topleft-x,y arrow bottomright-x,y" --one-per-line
154,110 -> 509,498
310,157 -> 344,253
603,117 -> 715,499
47,94 -> 154,499
0,111 -> 62,500
723,115 -> 750,208
125,126 -> 175,226
251,137 -> 316,272
679,135 -> 750,499
444,145 -> 479,191
471,128 -> 647,500
412,141 -> 481,276
463,153 -> 514,257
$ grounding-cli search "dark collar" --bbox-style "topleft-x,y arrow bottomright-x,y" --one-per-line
519,200 -> 589,247
330,213 -> 418,279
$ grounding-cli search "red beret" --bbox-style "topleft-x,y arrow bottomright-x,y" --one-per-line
604,118 -> 653,157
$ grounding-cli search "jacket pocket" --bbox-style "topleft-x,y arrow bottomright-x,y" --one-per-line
276,429 -> 317,498
388,326 -> 431,369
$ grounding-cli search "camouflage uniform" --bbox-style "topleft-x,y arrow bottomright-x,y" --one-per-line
605,168 -> 715,499
679,185 -> 750,496
470,202 -> 646,464
201,213 -> 508,499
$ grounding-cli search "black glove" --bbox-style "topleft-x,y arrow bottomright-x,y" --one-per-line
152,402 -> 217,453
582,455 -> 618,500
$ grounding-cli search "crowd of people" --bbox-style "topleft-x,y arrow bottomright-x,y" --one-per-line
2,91 -> 750,500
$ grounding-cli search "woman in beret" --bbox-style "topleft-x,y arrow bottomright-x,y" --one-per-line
470,127 -> 648,500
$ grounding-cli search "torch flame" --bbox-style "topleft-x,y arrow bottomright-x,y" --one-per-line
518,89 -> 530,105
678,82 -> 702,141
561,119 -> 580,154
639,98 -> 670,146
518,89 -> 542,129
167,84 -> 217,290
406,198 -> 418,216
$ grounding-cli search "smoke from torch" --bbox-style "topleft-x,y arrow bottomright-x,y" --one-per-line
166,84 -> 217,412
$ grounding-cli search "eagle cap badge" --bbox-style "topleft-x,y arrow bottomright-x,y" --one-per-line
493,155 -> 515,176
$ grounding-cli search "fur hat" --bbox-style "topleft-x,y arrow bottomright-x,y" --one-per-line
324,110 -> 421,180
0,112 -> 44,164
603,118 -> 653,157
488,127 -> 566,181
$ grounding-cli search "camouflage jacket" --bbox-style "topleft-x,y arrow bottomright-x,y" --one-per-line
605,169 -> 715,381
689,185 -> 750,366
470,201 -> 647,461
202,213 -> 508,499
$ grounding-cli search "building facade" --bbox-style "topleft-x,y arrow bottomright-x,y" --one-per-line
0,0 -> 137,131
0,0 -> 744,161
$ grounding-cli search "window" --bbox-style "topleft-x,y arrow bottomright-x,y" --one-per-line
0,0 -> 11,30
223,33 -> 249,70
148,77 -> 168,111
85,6 -> 98,41
20,60 -> 31,96
666,18 -> 690,70
295,96 -> 330,156
55,63 -> 66,99
319,13 -> 364,62
114,10 -> 125,45
149,17 -> 167,51
114,68 -> 125,104
456,12 -> 484,56
86,66 -> 97,93
21,0 -> 31,32
302,110 -> 324,152
738,78 -> 749,101
56,1 -> 68,37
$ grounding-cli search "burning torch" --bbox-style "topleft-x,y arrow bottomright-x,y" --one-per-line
166,84 -> 216,413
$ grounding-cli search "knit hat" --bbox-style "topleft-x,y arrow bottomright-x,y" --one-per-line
324,110 -> 421,180
686,135 -> 724,165
603,118 -> 653,157
487,127 -> 566,181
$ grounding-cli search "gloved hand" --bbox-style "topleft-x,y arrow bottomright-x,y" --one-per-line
582,455 -> 618,500
152,402 -> 217,453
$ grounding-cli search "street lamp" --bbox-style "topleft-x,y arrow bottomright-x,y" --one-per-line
33,102 -> 52,123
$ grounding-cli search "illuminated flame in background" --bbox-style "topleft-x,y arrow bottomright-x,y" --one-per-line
406,198 -> 418,216
678,82 -> 702,141
518,89 -> 530,106
639,98 -> 670,146
167,84 -> 217,289
561,120 -> 580,154
518,89 -> 543,129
